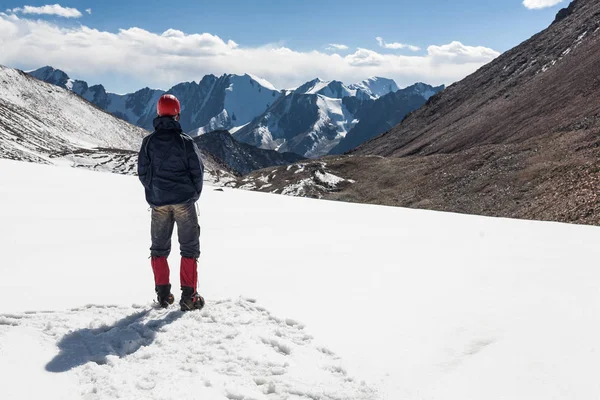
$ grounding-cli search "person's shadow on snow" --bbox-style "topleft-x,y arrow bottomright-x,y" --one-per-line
46,308 -> 183,373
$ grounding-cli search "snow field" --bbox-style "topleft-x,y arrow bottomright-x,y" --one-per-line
2,159 -> 600,399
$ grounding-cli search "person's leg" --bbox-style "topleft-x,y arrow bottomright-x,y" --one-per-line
173,201 -> 200,287
173,202 -> 200,260
150,206 -> 175,306
173,202 -> 204,311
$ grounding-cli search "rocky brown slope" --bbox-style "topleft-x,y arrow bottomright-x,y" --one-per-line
356,0 -> 600,158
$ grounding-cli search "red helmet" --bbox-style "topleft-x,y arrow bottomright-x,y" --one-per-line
157,94 -> 181,117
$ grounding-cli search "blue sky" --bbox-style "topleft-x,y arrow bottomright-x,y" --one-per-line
0,0 -> 568,92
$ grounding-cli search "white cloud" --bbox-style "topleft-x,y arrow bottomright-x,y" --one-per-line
346,48 -> 386,67
85,8 -> 92,15
0,14 -> 501,92
376,37 -> 421,52
427,41 -> 500,64
522,0 -> 565,9
326,43 -> 349,51
8,4 -> 83,18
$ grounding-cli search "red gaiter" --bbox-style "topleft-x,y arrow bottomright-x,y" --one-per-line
180,257 -> 198,289
151,257 -> 170,286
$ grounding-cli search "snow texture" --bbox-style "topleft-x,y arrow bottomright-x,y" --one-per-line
4,158 -> 600,399
301,95 -> 356,157
1,300 -> 375,399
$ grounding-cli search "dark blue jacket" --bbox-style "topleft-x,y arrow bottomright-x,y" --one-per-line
138,117 -> 204,207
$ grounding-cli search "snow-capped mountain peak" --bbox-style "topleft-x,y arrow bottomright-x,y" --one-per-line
29,66 -> 70,87
245,73 -> 278,91
28,66 -> 84,92
294,78 -> 357,99
187,73 -> 282,136
294,78 -> 327,94
294,76 -> 402,101
348,77 -> 400,100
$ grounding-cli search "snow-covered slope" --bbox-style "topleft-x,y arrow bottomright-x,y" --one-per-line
231,91 -> 360,157
0,65 -> 146,165
3,159 -> 600,399
190,74 -> 281,136
2,65 -> 235,183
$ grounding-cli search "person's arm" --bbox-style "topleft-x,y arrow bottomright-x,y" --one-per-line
187,140 -> 205,196
138,137 -> 151,189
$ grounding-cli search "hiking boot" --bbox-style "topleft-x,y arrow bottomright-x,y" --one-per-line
180,286 -> 205,311
155,284 -> 175,308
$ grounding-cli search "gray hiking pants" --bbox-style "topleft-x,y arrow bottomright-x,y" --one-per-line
150,202 -> 200,259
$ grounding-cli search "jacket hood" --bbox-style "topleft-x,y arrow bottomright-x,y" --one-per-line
153,116 -> 183,132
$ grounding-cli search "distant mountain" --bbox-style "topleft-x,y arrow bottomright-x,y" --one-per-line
330,83 -> 444,155
194,131 -> 305,175
175,74 -> 281,135
234,82 -> 440,158
232,77 -> 403,158
233,92 -> 352,157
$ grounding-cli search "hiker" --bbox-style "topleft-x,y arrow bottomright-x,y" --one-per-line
138,94 -> 205,311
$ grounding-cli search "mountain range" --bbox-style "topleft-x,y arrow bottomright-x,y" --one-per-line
29,67 -> 442,157
233,79 -> 442,157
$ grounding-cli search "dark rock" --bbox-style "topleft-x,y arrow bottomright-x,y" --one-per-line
195,130 -> 305,175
